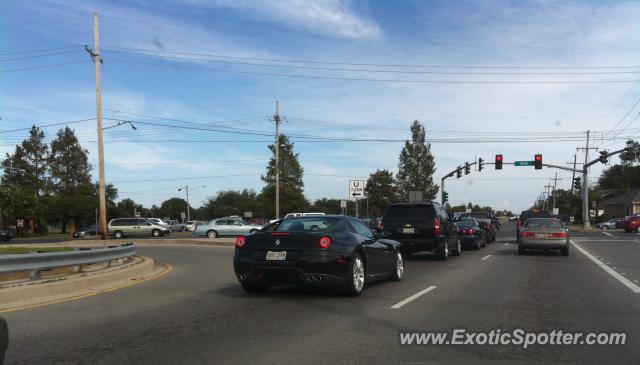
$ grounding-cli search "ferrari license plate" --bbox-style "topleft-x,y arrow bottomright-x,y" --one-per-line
402,227 -> 415,234
535,233 -> 550,239
266,251 -> 287,261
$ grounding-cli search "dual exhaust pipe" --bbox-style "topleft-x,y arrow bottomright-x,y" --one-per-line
306,275 -> 323,283
237,273 -> 247,281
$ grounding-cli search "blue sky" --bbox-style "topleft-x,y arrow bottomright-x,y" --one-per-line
1,0 -> 640,213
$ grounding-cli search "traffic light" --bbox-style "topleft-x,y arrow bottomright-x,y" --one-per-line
573,177 -> 582,190
599,150 -> 609,164
478,158 -> 484,171
495,154 -> 503,170
443,191 -> 449,203
456,166 -> 462,178
534,154 -> 542,170
464,162 -> 470,175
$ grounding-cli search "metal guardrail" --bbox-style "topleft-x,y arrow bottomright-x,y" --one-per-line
0,244 -> 137,277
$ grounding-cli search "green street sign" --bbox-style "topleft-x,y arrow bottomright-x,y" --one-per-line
514,161 -> 534,166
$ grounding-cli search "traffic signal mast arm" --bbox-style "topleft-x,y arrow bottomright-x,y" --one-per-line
440,160 -> 478,205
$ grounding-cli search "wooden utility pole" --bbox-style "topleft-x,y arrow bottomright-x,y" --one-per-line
274,100 -> 281,220
92,13 -> 107,240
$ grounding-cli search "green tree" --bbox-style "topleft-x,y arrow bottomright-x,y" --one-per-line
0,126 -> 50,233
364,169 -> 398,217
158,197 -> 190,220
113,198 -> 145,218
201,189 -> 258,219
619,139 -> 640,165
260,135 -> 309,218
598,164 -> 640,192
397,120 -> 438,201
47,127 -> 94,233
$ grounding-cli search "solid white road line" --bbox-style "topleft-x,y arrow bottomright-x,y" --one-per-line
481,254 -> 492,261
570,240 -> 640,294
390,286 -> 437,309
602,232 -> 613,237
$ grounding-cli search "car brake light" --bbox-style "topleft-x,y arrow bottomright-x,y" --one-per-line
318,236 -> 331,249
463,228 -> 474,235
235,236 -> 246,248
551,232 -> 568,238
517,220 -> 523,229
434,218 -> 442,236
522,231 -> 535,237
377,221 -> 384,230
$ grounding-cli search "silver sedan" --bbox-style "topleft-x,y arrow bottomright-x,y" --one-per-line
518,218 -> 570,256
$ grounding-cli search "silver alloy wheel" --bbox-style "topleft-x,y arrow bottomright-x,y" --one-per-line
457,240 -> 462,254
602,225 -> 609,230
444,242 -> 449,257
637,227 -> 640,233
153,230 -> 160,237
207,231 -> 217,239
353,257 -> 365,292
396,252 -> 404,279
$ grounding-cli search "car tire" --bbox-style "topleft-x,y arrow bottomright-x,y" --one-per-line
602,226 -> 609,230
561,246 -> 569,256
518,246 -> 526,255
390,252 -> 404,281
452,239 -> 462,256
241,282 -> 270,293
636,227 -> 640,234
114,231 -> 124,239
482,236 -> 487,248
437,240 -> 449,261
342,253 -> 365,296
207,230 -> 218,239
152,229 -> 161,237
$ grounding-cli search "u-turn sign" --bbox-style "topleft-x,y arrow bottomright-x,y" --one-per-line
349,180 -> 365,198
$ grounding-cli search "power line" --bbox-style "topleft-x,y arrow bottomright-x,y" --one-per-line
103,48 -> 640,76
0,61 -> 86,73
0,49 -> 81,62
108,59 -> 640,84
104,46 -> 640,70
0,118 -> 96,133
0,45 -> 81,56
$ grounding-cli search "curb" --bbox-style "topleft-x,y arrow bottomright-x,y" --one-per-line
0,256 -> 164,312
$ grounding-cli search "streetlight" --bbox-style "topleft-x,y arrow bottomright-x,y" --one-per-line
178,185 -> 206,222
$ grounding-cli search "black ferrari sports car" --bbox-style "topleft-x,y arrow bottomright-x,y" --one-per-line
233,215 -> 404,296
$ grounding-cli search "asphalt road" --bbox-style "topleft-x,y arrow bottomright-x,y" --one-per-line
3,223 -> 639,364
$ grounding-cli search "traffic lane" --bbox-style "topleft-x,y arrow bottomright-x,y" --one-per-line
387,237 -> 640,364
572,237 -> 640,286
3,238 -> 503,364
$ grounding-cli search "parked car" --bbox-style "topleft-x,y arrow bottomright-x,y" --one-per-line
165,219 -> 185,232
233,215 -> 403,296
516,210 -> 553,242
595,218 -> 624,230
380,202 -> 461,260
624,215 -> 640,233
193,217 -> 262,239
518,218 -> 570,256
107,218 -> 170,238
455,218 -> 487,250
0,229 -> 13,242
73,224 -> 103,238
459,212 -> 496,242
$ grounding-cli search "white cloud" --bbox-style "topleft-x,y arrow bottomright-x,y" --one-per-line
183,0 -> 383,40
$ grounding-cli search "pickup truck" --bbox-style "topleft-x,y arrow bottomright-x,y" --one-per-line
166,219 -> 186,232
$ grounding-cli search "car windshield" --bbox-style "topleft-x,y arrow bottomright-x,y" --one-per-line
275,218 -> 339,232
524,218 -> 564,229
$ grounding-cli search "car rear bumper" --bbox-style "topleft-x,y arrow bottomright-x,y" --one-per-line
460,236 -> 480,247
233,250 -> 350,288
388,237 -> 441,253
520,238 -> 569,249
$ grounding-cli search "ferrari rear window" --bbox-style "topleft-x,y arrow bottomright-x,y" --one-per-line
276,217 -> 339,232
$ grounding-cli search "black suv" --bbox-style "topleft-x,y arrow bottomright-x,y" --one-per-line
459,212 -> 497,243
516,210 -> 553,242
380,202 -> 460,260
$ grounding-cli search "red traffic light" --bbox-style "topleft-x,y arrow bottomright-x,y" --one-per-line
534,154 -> 542,169
495,154 -> 503,169
535,154 -> 541,161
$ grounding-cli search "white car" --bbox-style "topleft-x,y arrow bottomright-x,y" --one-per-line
147,218 -> 168,226
185,221 -> 201,231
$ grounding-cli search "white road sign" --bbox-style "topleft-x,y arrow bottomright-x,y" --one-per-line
349,180 -> 365,198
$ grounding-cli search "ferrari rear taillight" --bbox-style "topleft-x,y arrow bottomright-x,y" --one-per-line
434,218 -> 442,236
318,236 -> 332,249
235,236 -> 246,248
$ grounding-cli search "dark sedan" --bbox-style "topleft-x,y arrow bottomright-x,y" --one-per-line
455,218 -> 487,250
459,212 -> 496,242
233,215 -> 404,296
0,229 -> 12,242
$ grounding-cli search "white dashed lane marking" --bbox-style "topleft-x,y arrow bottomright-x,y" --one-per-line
391,286 -> 437,309
481,254 -> 492,261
